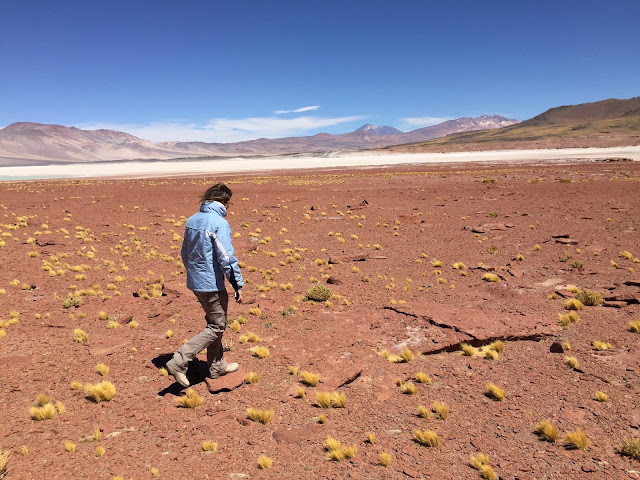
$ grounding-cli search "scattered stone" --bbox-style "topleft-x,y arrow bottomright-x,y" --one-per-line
602,301 -> 627,308
205,367 -> 246,393
550,342 -> 565,353
555,238 -> 578,245
508,267 -> 523,278
326,276 -> 342,285
386,429 -> 403,435
90,338 -> 132,356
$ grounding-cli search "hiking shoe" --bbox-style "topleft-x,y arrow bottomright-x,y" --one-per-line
166,363 -> 190,387
209,362 -> 239,379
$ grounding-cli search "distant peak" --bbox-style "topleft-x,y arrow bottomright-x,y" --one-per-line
354,124 -> 403,135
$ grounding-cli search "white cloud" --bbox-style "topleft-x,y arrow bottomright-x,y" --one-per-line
76,114 -> 366,143
398,116 -> 453,129
274,105 -> 320,114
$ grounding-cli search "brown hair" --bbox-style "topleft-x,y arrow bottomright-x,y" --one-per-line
200,183 -> 232,204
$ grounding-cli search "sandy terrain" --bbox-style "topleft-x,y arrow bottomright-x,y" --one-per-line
1,159 -> 640,479
0,146 -> 639,180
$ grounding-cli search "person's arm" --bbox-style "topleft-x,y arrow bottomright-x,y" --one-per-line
209,221 -> 244,295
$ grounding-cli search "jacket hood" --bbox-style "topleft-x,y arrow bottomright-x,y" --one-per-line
200,201 -> 227,217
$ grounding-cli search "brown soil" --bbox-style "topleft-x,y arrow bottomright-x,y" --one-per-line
1,159 -> 640,479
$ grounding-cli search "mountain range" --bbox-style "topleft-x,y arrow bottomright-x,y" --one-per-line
383,97 -> 640,152
0,115 -> 517,166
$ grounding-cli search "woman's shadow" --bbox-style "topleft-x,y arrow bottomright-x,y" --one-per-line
152,353 -> 209,397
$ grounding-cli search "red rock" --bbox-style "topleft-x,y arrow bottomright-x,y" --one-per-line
508,267 -> 523,278
272,423 -> 324,444
89,337 -> 132,356
549,342 -> 565,353
555,238 -> 578,245
205,367 -> 246,393
398,214 -> 422,224
322,364 -> 363,390
602,301 -> 627,308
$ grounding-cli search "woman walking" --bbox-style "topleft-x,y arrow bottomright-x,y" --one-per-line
166,183 -> 244,387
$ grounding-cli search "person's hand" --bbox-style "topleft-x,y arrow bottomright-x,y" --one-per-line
235,289 -> 244,304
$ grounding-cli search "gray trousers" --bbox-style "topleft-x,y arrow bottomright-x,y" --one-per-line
167,290 -> 229,377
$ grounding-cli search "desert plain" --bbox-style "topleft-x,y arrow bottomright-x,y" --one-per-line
1,157 -> 640,480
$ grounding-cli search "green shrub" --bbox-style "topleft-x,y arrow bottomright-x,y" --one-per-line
306,285 -> 332,302
575,289 -> 603,306
63,296 -> 81,309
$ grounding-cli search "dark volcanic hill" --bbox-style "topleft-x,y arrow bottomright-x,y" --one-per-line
0,115 -> 517,166
384,97 -> 640,151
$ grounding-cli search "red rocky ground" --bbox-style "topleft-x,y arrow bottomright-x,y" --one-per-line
1,159 -> 640,480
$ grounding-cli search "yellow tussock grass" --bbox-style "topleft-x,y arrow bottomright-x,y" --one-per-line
470,452 -> 490,470
366,432 -> 375,444
95,363 -> 110,376
414,372 -> 431,384
564,298 -> 584,310
417,405 -> 431,419
165,329 -> 174,338
485,383 -> 505,401
534,420 -> 558,442
239,331 -> 262,343
64,441 -> 76,452
564,430 -> 589,449
245,371 -> 260,384
400,346 -> 414,362
327,444 -> 357,461
564,356 -> 579,369
30,403 -> 56,421
629,320 -> 640,333
461,343 -> 479,356
288,365 -> 299,375
73,328 -> 88,343
400,382 -> 417,395
21,446 -> 27,457
229,320 -> 240,332
94,426 -> 102,441
379,452 -> 392,466
299,371 -> 320,386
482,273 -> 500,282
484,349 -> 499,360
257,454 -> 273,469
481,465 -> 498,480
107,321 -> 120,329
202,441 -> 218,452
592,340 -> 612,351
151,467 -> 160,477
620,438 -> 640,461
413,429 -> 439,447
98,311 -> 109,320
295,387 -> 306,398
35,393 -> 51,406
432,401 -> 448,420
489,340 -> 505,353
246,408 -> 274,424
594,391 -> 608,402
452,262 -> 466,270
177,389 -> 204,408
56,401 -> 66,414
315,391 -> 346,408
85,381 -> 116,402
318,414 -> 327,424
95,446 -> 105,457
250,346 -> 270,358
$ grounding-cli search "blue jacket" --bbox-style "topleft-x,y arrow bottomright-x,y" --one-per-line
181,201 -> 244,293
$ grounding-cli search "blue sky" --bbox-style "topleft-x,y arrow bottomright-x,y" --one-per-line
1,0 -> 638,142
